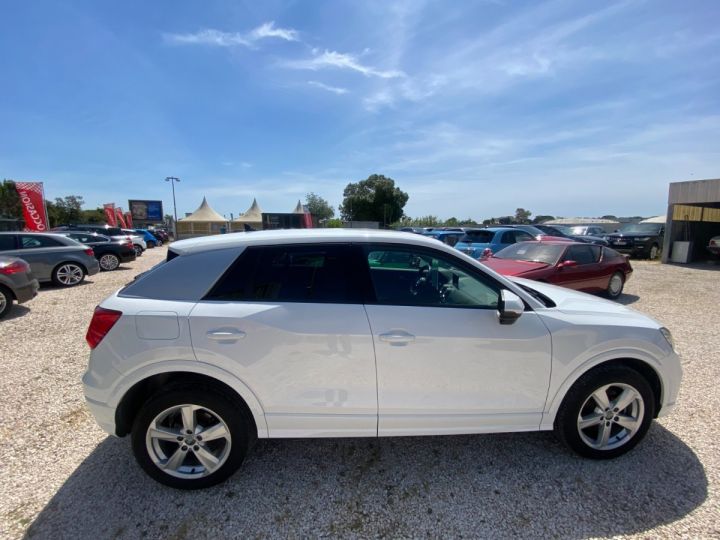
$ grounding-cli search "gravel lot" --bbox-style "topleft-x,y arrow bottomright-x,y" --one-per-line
1,247 -> 718,539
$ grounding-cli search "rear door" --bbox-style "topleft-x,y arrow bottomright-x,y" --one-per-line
12,235 -> 68,281
188,244 -> 378,437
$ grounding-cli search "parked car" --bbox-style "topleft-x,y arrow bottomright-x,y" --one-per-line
504,224 -> 574,242
534,224 -> 609,246
566,225 -> 608,236
56,232 -> 136,271
148,229 -> 169,244
132,229 -> 161,248
605,224 -> 664,259
480,241 -> 632,298
83,229 -> 681,489
54,224 -> 147,257
0,256 -> 39,318
454,227 -> 536,258
398,227 -> 425,234
421,230 -> 465,246
707,236 -> 720,257
0,232 -> 100,286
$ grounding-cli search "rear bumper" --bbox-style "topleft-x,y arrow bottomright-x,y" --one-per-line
14,279 -> 39,303
119,251 -> 137,263
86,259 -> 101,276
84,395 -> 117,436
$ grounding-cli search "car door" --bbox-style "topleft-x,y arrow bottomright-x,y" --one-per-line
188,243 -> 378,438
360,244 -> 552,436
4,235 -> 66,281
556,244 -> 605,291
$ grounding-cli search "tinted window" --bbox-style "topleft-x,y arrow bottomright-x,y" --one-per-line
459,230 -> 493,243
514,231 -> 535,242
20,235 -> 63,249
207,244 -> 357,303
564,245 -> 599,265
364,245 -> 499,308
0,235 -> 17,251
69,233 -> 107,243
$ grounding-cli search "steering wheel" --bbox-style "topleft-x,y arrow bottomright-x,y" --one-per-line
410,266 -> 429,296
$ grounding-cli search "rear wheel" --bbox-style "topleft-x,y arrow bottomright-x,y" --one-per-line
133,244 -> 143,257
649,244 -> 659,260
554,365 -> 654,459
0,286 -> 13,319
606,272 -> 624,299
147,240 -> 156,248
52,263 -> 85,287
131,387 -> 250,489
99,253 -> 120,271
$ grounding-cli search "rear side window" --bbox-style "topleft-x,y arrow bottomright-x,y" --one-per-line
460,230 -> 493,243
0,235 -> 16,250
20,235 -> 63,248
206,244 -> 358,303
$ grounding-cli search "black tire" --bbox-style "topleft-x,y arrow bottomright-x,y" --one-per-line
133,245 -> 143,257
649,244 -> 660,260
147,240 -> 156,249
99,253 -> 120,271
554,365 -> 655,459
0,285 -> 13,319
51,262 -> 86,287
131,385 -> 250,489
606,271 -> 624,299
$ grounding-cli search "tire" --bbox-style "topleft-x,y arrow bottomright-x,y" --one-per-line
51,262 -> 85,287
649,244 -> 660,260
147,240 -> 156,249
606,271 -> 624,299
554,365 -> 655,459
99,253 -> 120,271
0,286 -> 13,319
131,386 -> 250,489
133,245 -> 143,257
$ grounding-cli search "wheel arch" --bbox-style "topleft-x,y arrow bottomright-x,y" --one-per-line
0,283 -> 15,300
542,356 -> 663,429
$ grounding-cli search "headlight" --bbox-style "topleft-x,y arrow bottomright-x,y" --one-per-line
660,327 -> 674,350
637,237 -> 651,242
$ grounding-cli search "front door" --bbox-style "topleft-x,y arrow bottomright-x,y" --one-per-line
361,244 -> 552,436
189,243 -> 378,437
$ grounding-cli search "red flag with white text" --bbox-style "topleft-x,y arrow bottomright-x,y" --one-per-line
115,207 -> 128,228
103,203 -> 117,226
14,181 -> 50,231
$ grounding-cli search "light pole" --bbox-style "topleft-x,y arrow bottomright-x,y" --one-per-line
165,176 -> 179,239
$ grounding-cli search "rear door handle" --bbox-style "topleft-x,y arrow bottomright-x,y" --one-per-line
379,331 -> 415,344
207,329 -> 246,341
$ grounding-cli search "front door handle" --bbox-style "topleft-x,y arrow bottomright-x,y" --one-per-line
379,331 -> 415,344
207,329 -> 246,342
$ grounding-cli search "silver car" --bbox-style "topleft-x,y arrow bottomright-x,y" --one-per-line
0,232 -> 100,287
0,256 -> 39,318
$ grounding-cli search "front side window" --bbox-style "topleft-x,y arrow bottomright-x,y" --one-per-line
364,245 -> 499,308
206,244 -> 357,303
20,235 -> 62,249
564,244 -> 599,265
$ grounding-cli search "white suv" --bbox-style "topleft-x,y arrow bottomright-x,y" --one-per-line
83,229 -> 681,489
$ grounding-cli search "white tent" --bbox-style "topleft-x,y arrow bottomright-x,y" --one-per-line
640,215 -> 666,224
179,197 -> 227,223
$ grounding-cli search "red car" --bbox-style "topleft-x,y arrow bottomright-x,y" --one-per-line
480,241 -> 633,299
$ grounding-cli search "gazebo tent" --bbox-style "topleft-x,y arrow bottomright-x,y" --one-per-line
231,198 -> 263,231
292,200 -> 305,213
177,197 -> 227,238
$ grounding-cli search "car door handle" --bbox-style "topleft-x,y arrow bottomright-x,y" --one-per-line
379,331 -> 415,344
206,329 -> 246,341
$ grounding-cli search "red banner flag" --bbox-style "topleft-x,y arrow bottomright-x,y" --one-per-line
14,181 -> 50,231
124,211 -> 133,228
103,203 -> 117,226
115,207 -> 128,228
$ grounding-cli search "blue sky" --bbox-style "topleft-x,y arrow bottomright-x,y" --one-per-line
1,0 -> 719,221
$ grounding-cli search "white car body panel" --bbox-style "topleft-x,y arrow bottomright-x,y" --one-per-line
82,230 -> 682,441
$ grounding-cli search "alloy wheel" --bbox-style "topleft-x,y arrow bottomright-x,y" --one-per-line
56,264 -> 84,286
99,254 -> 119,271
577,383 -> 644,451
0,290 -> 7,314
650,245 -> 659,259
145,404 -> 232,479
608,274 -> 623,296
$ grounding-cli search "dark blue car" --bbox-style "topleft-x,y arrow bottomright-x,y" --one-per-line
454,227 -> 535,258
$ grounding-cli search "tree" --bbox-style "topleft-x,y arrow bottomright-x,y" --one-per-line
532,215 -> 555,224
339,174 -> 409,225
458,218 -> 479,227
514,208 -> 532,224
305,192 -> 334,221
0,180 -> 22,219
47,195 -> 84,226
601,215 -> 618,220
444,217 -> 459,227
325,218 -> 343,228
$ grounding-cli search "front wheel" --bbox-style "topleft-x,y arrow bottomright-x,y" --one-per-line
52,263 -> 85,287
0,286 -> 13,319
606,271 -> 624,299
147,240 -> 156,248
131,387 -> 250,489
554,365 -> 654,459
649,244 -> 660,260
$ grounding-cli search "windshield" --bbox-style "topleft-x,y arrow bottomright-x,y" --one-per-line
493,243 -> 566,265
459,230 -> 494,243
618,224 -> 662,234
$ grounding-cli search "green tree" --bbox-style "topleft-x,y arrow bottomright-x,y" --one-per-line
514,208 -> 532,224
444,217 -> 459,227
0,180 -> 22,219
47,195 -> 84,226
81,208 -> 107,223
601,215 -> 618,220
339,174 -> 409,225
325,218 -> 343,228
458,218 -> 479,226
305,192 -> 335,221
532,215 -> 555,224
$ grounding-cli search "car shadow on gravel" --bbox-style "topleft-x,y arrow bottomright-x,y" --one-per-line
3,305 -> 31,320
615,293 -> 640,305
25,424 -> 706,539
39,280 -> 95,291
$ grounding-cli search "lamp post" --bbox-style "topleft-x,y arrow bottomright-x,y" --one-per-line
165,176 -> 179,239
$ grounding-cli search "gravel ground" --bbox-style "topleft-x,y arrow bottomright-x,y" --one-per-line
1,248 -> 718,539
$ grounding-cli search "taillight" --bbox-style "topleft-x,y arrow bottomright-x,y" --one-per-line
84,248 -> 94,257
86,306 -> 122,349
0,259 -> 30,275
479,248 -> 493,259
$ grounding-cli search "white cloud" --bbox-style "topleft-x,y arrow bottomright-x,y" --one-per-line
165,21 -> 298,48
307,81 -> 349,95
285,50 -> 404,79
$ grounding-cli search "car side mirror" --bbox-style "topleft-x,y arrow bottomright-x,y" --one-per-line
559,260 -> 578,268
498,290 -> 524,325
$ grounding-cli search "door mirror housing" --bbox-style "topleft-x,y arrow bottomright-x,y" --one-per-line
498,290 -> 524,325
559,260 -> 578,268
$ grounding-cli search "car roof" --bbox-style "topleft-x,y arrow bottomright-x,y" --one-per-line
170,229 -> 460,255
